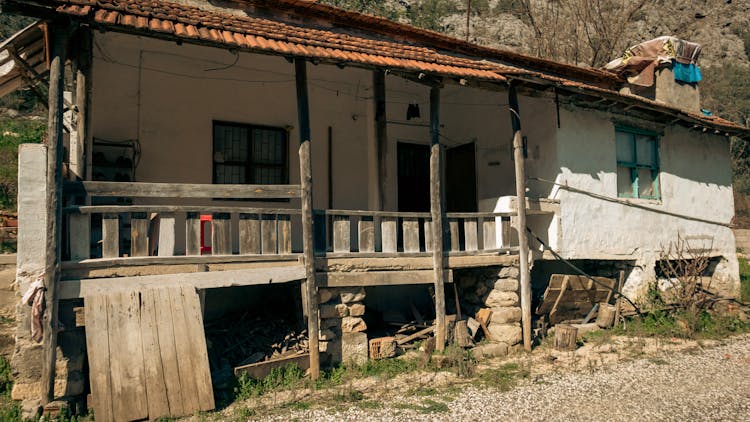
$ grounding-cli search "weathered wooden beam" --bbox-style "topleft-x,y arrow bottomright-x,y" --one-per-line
373,70 -> 388,211
41,22 -> 68,406
429,86 -> 447,351
70,26 -> 92,180
509,82 -> 532,352
62,181 -> 302,199
317,269 -> 453,287
58,265 -> 307,299
295,58 -> 320,380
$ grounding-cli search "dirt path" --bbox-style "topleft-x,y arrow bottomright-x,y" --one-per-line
239,335 -> 750,421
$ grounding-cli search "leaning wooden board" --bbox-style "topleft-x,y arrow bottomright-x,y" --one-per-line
536,274 -> 615,324
85,286 -> 214,421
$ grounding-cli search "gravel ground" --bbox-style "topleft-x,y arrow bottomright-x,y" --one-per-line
269,335 -> 750,421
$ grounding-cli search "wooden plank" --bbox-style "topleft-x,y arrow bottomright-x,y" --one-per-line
464,218 -> 478,252
317,254 -> 519,272
169,288 -> 201,415
63,181 -> 303,199
66,205 -> 301,215
211,213 -> 232,255
157,213 -> 176,257
374,70 -> 387,211
84,295 -> 114,422
180,286 -> 215,411
429,86 -> 446,351
131,213 -> 149,257
381,217 -> 397,253
139,289 -> 170,419
448,219 -> 460,251
402,217 -> 420,253
261,215 -> 278,255
106,291 -> 148,421
69,213 -> 90,260
296,58 -> 320,380
317,269 -> 453,287
278,215 -> 292,254
153,288 -> 184,416
101,213 -> 119,258
332,215 -> 350,253
234,353 -> 310,379
239,213 -> 261,255
482,219 -> 496,250
59,265 -> 307,299
41,32 -> 65,404
424,220 -> 432,253
185,212 -> 201,256
63,254 -> 302,269
358,217 -> 374,253
395,325 -> 434,345
548,275 -> 569,322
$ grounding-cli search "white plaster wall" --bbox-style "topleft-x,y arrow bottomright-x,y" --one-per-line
91,32 -> 374,251
555,106 -> 739,297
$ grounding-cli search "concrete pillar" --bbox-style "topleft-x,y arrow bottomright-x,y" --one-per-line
12,144 -> 49,416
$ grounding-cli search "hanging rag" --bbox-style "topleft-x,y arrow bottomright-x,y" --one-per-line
672,62 -> 702,83
21,274 -> 45,343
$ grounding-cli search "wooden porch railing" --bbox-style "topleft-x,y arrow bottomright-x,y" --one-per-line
62,181 -> 302,261
315,209 -> 517,257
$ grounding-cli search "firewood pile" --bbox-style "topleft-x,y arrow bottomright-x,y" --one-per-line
205,311 -> 308,386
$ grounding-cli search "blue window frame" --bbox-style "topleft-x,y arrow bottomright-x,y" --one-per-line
615,126 -> 660,200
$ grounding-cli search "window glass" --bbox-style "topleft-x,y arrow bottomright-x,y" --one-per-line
615,131 -> 634,163
636,135 -> 656,167
213,122 -> 287,186
617,166 -> 633,197
638,168 -> 656,198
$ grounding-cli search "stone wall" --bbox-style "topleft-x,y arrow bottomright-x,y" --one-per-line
317,287 -> 368,365
456,262 -> 522,347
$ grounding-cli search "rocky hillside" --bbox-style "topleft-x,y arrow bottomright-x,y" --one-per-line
323,0 -> 750,226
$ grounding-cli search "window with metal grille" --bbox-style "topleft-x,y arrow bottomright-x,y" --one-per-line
615,126 -> 660,200
212,121 -> 288,185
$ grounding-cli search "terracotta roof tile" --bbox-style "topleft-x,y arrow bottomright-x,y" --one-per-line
37,0 -> 748,133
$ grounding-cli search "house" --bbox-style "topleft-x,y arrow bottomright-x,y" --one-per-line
0,0 -> 747,419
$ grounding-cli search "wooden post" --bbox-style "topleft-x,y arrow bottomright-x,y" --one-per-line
429,86 -> 447,351
509,81 -> 533,352
295,58 -> 320,379
71,27 -> 92,180
373,71 -> 387,211
41,23 -> 69,405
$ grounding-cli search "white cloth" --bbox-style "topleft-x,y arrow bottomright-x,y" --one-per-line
21,274 -> 45,343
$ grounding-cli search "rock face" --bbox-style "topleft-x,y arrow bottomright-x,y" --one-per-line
456,263 -> 523,347
317,287 -> 368,364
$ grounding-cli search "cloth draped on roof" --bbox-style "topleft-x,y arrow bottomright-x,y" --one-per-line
605,36 -> 702,86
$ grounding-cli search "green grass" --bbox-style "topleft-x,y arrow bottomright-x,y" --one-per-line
614,310 -> 750,340
233,363 -> 306,400
740,256 -> 750,303
475,363 -> 529,392
394,399 -> 449,414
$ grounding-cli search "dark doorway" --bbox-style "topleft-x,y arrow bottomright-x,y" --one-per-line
446,141 -> 477,212
397,142 -> 430,212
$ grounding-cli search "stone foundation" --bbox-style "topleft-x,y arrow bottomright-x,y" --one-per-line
456,263 -> 522,347
317,287 -> 368,365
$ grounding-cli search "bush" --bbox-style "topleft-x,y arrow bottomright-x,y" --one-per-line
0,117 -> 46,211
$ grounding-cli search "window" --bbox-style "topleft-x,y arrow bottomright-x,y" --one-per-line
212,121 -> 288,185
615,126 -> 659,200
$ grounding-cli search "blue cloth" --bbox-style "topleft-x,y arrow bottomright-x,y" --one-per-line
673,62 -> 702,83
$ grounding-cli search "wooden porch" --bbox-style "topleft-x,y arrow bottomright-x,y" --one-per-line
60,180 -> 522,299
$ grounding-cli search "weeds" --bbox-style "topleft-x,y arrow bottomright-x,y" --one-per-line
394,399 -> 449,414
475,363 -> 529,391
233,363 -> 305,400
739,256 -> 750,303
615,309 -> 750,340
